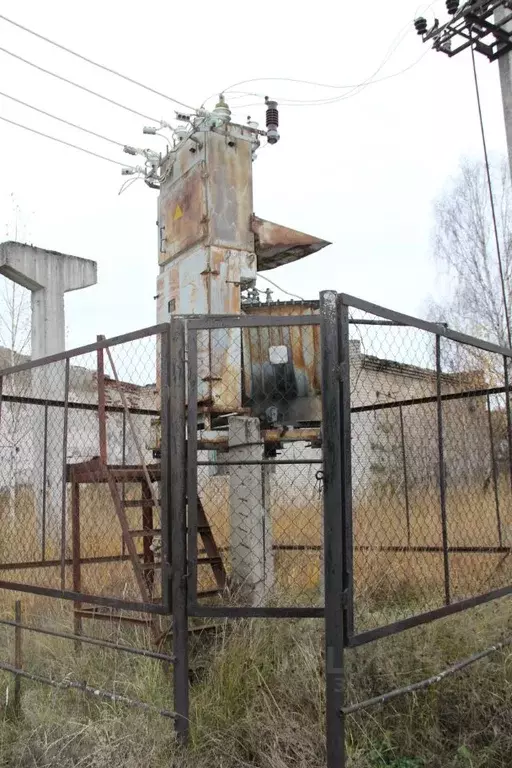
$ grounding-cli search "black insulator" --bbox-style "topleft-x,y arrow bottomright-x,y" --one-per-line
446,0 -> 459,14
266,101 -> 279,128
414,17 -> 428,35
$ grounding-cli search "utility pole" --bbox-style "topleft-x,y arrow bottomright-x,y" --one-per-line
413,1 -> 512,176
414,0 -> 512,348
495,4 -> 512,177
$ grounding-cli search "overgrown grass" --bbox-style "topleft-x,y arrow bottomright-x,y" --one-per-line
0,477 -> 511,765
0,596 -> 510,766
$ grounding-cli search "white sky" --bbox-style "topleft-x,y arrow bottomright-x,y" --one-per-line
0,0 -> 507,350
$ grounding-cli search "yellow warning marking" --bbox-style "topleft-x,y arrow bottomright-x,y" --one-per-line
173,204 -> 183,221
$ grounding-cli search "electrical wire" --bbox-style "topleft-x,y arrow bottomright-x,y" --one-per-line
226,50 -> 431,111
0,46 -> 160,124
204,1 -> 438,111
0,114 -> 133,168
470,32 -> 512,348
0,89 -> 125,148
0,13 -> 197,113
257,274 -> 305,301
118,175 -> 144,195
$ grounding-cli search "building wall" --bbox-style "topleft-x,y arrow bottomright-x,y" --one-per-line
0,361 -> 157,493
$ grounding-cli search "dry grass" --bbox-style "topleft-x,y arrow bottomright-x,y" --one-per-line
1,473 -> 511,611
0,597 -> 509,766
0,476 -> 512,765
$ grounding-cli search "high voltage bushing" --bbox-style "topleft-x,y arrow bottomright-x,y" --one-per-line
414,17 -> 428,35
446,0 -> 459,14
265,97 -> 280,144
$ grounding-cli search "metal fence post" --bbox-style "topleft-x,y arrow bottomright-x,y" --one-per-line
486,392 -> 503,546
13,600 -> 22,716
435,336 -> 450,606
320,291 -> 345,768
60,358 -> 70,591
96,336 -> 107,463
169,318 -> 189,743
399,405 -> 411,547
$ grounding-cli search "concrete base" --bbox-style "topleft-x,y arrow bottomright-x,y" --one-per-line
228,416 -> 274,605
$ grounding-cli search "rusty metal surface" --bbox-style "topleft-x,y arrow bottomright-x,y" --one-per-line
158,163 -> 207,266
207,132 -> 254,251
251,216 -> 330,271
196,427 -> 321,450
241,302 -> 322,423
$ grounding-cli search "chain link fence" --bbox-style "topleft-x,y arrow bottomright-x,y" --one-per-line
186,312 -> 324,613
342,297 -> 512,636
0,326 -> 168,611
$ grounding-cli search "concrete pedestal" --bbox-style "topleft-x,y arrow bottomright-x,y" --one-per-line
228,416 -> 274,605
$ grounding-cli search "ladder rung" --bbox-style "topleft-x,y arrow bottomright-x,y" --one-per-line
123,499 -> 158,508
197,556 -> 223,565
129,529 -> 162,537
74,609 -> 152,626
197,525 -> 211,534
197,588 -> 222,598
139,561 -> 162,570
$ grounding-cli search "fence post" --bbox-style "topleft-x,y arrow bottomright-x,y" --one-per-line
486,392 -> 503,546
97,336 -> 107,464
169,318 -> 189,743
320,291 -> 345,768
42,404 -> 48,562
435,335 -> 450,606
399,406 -> 411,548
13,600 -> 22,716
60,358 -> 70,592
71,469 -> 82,654
503,356 -> 512,503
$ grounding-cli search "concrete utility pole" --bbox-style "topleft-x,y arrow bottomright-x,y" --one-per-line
0,242 -> 97,541
495,4 -> 512,178
154,97 -> 329,603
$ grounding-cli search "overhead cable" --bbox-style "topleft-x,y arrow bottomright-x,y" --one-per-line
0,46 -> 160,124
0,115 -> 133,168
470,32 -> 512,348
0,13 -> 197,113
206,0 -> 438,110
226,50 -> 430,110
0,90 -> 125,147
257,274 -> 305,301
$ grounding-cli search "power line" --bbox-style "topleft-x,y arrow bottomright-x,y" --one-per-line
257,273 -> 305,301
0,115 -> 132,168
0,13 -> 197,113
206,1 -> 438,110
0,46 -> 160,124
225,50 -> 430,111
470,32 -> 512,349
0,90 -> 125,148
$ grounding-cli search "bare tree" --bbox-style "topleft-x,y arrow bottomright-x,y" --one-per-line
429,157 -> 512,386
431,156 -> 512,346
0,194 -> 32,516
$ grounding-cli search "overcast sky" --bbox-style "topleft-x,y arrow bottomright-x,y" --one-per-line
0,0 -> 508,351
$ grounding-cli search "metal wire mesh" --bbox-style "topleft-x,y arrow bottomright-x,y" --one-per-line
347,304 -> 512,634
187,315 -> 324,610
0,328 -> 165,608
